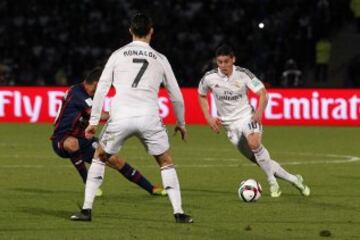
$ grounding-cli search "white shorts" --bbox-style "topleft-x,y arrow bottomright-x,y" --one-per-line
225,116 -> 263,147
99,115 -> 169,156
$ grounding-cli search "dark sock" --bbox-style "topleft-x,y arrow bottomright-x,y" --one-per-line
119,163 -> 154,194
69,150 -> 88,183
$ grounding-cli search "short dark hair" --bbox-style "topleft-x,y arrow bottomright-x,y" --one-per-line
215,44 -> 235,57
85,67 -> 102,84
130,12 -> 153,37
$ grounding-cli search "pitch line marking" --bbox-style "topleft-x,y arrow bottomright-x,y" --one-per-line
0,152 -> 359,169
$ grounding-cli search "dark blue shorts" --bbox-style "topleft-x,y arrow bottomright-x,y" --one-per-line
51,137 -> 97,163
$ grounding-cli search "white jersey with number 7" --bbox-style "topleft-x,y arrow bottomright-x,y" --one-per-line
89,40 -> 185,130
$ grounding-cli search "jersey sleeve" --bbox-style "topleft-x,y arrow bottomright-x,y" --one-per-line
198,75 -> 209,96
161,57 -> 185,127
242,69 -> 265,93
73,93 -> 92,111
89,53 -> 115,126
63,88 -> 87,113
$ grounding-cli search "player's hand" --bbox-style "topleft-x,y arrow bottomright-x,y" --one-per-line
208,117 -> 221,134
85,125 -> 97,139
174,126 -> 187,142
251,111 -> 262,123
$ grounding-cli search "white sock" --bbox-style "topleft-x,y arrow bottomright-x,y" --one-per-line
161,166 -> 184,214
82,159 -> 105,209
271,160 -> 298,183
252,145 -> 277,184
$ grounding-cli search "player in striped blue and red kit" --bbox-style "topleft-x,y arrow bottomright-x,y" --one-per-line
50,68 -> 165,197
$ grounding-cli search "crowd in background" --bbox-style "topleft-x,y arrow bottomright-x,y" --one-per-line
0,0 -> 357,87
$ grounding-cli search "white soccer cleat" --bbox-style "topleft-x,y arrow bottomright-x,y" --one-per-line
269,182 -> 282,198
95,188 -> 103,197
293,175 -> 310,196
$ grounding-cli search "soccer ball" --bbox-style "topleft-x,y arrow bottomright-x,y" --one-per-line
238,179 -> 262,202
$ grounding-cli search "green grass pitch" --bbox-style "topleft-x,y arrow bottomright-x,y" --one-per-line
0,123 -> 359,240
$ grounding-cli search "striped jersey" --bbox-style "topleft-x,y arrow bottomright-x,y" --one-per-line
51,83 -> 92,140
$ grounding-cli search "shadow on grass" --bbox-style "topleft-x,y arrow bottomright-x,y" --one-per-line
9,187 -> 79,195
98,192 -> 165,203
18,206 -> 173,225
270,194 -> 360,212
96,213 -> 170,224
19,206 -> 73,220
182,188 -> 233,195
334,175 -> 360,180
304,199 -> 360,212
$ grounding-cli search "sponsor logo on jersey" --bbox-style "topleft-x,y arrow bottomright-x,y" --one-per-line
216,93 -> 242,101
85,98 -> 93,107
251,79 -> 261,87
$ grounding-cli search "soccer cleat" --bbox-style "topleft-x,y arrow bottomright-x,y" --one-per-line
174,213 -> 194,223
152,186 -> 167,196
293,175 -> 310,196
95,188 -> 103,197
70,209 -> 92,221
269,182 -> 282,198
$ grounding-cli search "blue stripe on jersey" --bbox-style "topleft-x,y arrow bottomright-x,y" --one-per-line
51,83 -> 91,140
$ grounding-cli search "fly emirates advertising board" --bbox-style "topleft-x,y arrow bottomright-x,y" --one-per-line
0,87 -> 359,126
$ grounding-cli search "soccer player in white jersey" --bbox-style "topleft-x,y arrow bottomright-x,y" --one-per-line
198,45 -> 310,198
70,13 -> 193,223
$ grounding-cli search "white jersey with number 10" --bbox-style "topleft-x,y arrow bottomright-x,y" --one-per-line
198,66 -> 264,126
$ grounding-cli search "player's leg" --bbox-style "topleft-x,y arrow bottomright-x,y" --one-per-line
247,133 -> 282,197
270,160 -> 310,196
227,124 -> 280,197
106,154 -> 166,196
87,126 -> 164,195
70,145 -> 108,221
243,120 -> 282,197
71,126 -> 122,221
78,138 -> 104,197
238,135 -> 295,182
237,135 -> 257,163
62,137 -> 88,183
237,135 -> 310,196
154,151 -> 193,223
52,137 -> 103,197
71,121 -> 159,221
141,116 -> 192,223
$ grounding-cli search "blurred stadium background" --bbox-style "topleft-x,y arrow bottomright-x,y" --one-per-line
0,0 -> 359,88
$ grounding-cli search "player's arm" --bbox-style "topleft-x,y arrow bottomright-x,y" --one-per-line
244,71 -> 268,124
84,111 -> 109,138
86,55 -> 115,138
100,111 -> 110,121
86,108 -> 109,121
252,88 -> 268,123
198,77 -> 221,133
161,57 -> 186,141
198,94 -> 221,133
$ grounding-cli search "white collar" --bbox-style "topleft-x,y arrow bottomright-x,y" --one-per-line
132,40 -> 150,46
217,68 -> 224,77
218,66 -> 235,80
